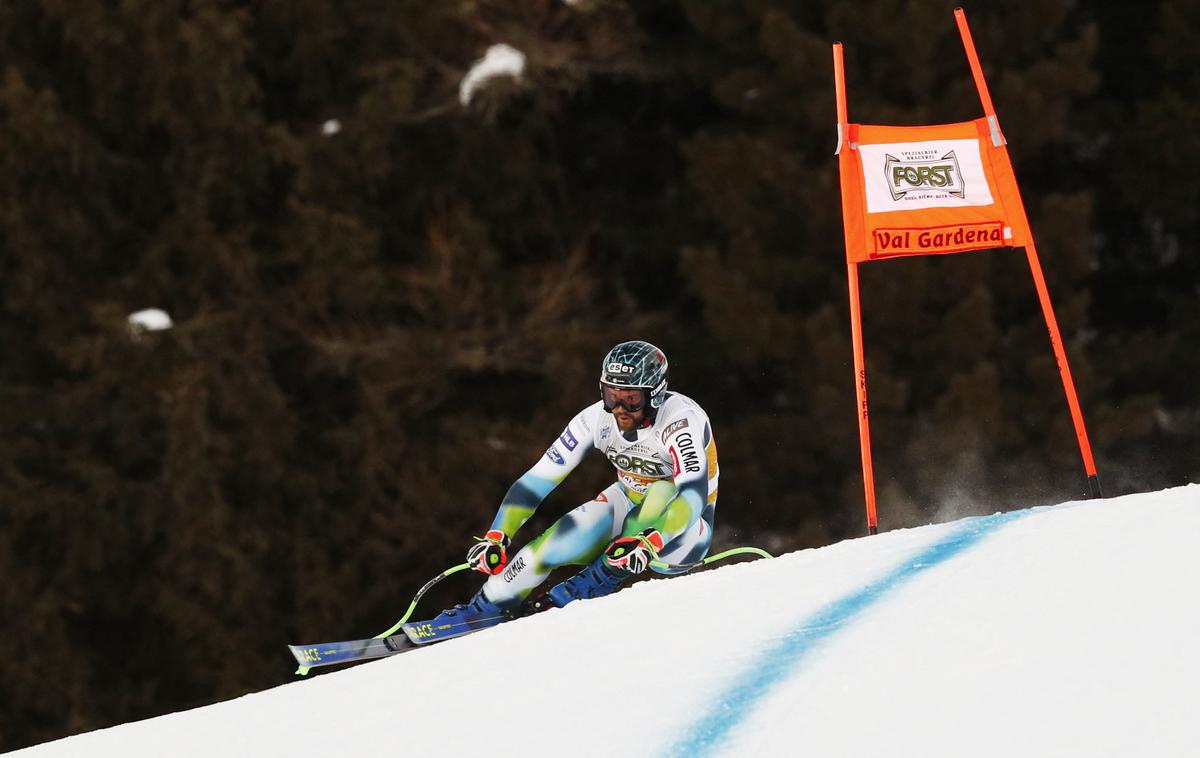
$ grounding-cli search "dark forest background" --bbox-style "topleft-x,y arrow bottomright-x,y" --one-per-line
1,0 -> 1196,750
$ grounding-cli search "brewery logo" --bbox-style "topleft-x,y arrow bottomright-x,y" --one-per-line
885,149 -> 965,201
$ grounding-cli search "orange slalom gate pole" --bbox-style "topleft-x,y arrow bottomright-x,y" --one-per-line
1025,243 -> 1103,496
847,262 -> 879,534
955,8 -> 1006,149
834,41 -> 879,533
833,42 -> 848,151
956,7 -> 1102,497
954,8 -> 997,117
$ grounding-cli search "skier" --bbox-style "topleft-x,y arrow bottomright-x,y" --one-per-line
431,340 -> 719,629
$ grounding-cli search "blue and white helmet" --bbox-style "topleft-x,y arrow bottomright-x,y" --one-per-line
599,340 -> 669,414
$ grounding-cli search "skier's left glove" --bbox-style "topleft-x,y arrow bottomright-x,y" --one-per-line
467,530 -> 510,575
603,529 -> 665,575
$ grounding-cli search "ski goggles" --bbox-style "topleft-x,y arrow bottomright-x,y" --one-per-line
601,385 -> 647,413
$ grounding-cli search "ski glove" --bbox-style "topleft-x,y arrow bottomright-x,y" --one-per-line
603,529 -> 665,575
467,530 -> 510,575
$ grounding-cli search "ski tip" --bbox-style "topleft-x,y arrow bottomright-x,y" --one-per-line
295,666 -> 311,676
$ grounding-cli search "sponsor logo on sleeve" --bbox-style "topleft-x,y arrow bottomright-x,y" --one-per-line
660,418 -> 689,443
670,432 -> 701,475
501,556 -> 526,583
545,446 -> 565,465
559,428 -> 579,451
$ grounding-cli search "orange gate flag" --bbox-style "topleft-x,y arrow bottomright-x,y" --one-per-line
833,8 -> 1101,536
837,118 -> 1032,263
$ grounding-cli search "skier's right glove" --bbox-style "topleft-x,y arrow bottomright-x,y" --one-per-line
467,530 -> 509,575
603,529 -> 665,575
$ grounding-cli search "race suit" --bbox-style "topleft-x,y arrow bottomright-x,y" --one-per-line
479,391 -> 719,608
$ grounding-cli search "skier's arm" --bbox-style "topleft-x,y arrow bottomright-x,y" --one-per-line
631,413 -> 715,545
488,411 -> 595,538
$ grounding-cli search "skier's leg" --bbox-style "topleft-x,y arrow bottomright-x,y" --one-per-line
546,480 -> 714,607
477,483 -> 624,610
544,484 -> 646,606
648,505 -> 713,575
619,479 -> 714,574
618,480 -> 701,540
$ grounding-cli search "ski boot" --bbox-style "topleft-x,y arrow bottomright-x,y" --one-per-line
426,587 -> 510,638
546,556 -> 630,608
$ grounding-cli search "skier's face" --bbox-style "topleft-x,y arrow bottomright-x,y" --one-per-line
602,386 -> 647,431
612,403 -> 645,431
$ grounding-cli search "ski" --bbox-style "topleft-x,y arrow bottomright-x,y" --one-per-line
401,610 -> 508,644
289,609 -> 509,673
290,548 -> 773,674
289,633 -> 415,670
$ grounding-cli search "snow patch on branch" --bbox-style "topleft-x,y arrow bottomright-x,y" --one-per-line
127,308 -> 173,341
128,308 -> 173,332
459,44 -> 526,106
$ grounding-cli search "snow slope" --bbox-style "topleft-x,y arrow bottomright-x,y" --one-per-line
12,486 -> 1199,757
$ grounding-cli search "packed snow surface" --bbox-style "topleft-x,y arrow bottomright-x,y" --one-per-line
14,485 -> 1199,757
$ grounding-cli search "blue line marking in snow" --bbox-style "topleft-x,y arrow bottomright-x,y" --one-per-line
666,509 -> 1034,758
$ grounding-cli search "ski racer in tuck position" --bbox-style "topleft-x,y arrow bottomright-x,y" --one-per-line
431,340 -> 719,627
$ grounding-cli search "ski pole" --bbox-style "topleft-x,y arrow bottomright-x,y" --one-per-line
373,562 -> 472,638
295,562 -> 471,676
650,545 -> 773,573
